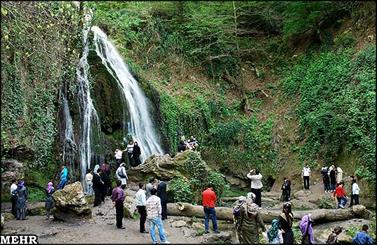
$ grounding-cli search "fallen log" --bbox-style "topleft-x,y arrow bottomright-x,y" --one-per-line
167,203 -> 368,224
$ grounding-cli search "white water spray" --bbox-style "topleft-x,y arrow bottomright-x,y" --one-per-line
91,26 -> 164,162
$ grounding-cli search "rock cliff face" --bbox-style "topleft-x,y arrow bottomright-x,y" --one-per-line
1,159 -> 25,194
52,182 -> 92,222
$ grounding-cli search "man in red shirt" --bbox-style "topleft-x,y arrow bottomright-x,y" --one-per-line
202,186 -> 219,234
333,182 -> 347,209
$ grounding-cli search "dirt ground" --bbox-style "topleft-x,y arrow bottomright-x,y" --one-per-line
2,197 -> 203,244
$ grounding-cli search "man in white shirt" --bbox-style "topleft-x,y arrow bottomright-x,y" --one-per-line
85,169 -> 93,196
10,179 -> 18,217
146,188 -> 169,244
336,166 -> 343,184
114,148 -> 124,167
116,163 -> 128,189
135,183 -> 147,233
302,165 -> 311,190
350,179 -> 360,206
246,169 -> 263,207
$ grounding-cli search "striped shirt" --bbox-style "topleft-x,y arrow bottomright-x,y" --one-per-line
146,195 -> 161,219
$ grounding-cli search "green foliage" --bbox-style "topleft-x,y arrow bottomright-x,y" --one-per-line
169,152 -> 229,204
28,187 -> 45,202
1,2 -> 81,167
169,176 -> 194,203
283,45 -> 376,182
318,196 -> 334,209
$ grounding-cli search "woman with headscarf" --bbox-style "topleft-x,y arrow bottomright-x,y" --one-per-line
92,166 -> 104,207
15,180 -> 28,220
133,141 -> 141,166
279,202 -> 294,244
300,214 -> 314,244
268,219 -> 284,244
45,181 -> 55,220
237,195 -> 266,244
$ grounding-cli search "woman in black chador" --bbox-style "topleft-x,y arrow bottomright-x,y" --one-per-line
279,202 -> 294,244
132,141 -> 141,166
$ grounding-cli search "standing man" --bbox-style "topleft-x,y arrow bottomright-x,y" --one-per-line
350,179 -> 360,206
146,188 -> 169,244
329,165 -> 337,192
116,163 -> 128,189
57,164 -> 68,190
126,139 -> 134,168
146,177 -> 156,200
202,185 -> 219,234
302,164 -> 311,190
336,166 -> 343,184
114,148 -> 124,167
321,166 -> 330,192
85,169 -> 93,196
135,183 -> 147,233
281,178 -> 291,202
246,169 -> 263,207
157,179 -> 168,220
10,178 -> 18,218
111,180 -> 125,229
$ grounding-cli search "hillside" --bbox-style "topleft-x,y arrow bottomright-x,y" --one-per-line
1,1 -> 375,204
90,2 -> 376,197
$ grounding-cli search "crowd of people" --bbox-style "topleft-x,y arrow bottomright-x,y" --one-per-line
114,139 -> 142,168
177,135 -> 199,152
7,137 -> 374,244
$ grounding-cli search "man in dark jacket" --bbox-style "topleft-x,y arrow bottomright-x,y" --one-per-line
157,179 -> 168,220
111,180 -> 126,229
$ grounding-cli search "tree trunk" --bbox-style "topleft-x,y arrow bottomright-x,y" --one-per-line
167,203 -> 368,224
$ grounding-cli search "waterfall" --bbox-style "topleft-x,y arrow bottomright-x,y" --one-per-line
77,17 -> 103,182
62,94 -> 77,181
91,26 -> 164,162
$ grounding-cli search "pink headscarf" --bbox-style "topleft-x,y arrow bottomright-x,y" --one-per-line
46,182 -> 54,193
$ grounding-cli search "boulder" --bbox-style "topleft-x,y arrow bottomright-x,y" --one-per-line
52,182 -> 91,222
226,176 -> 248,188
27,202 -> 46,216
171,220 -> 187,228
123,196 -> 137,219
1,159 -> 24,192
127,151 -> 210,183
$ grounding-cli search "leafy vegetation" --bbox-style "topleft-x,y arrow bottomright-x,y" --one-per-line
283,45 -> 376,182
1,2 -> 82,169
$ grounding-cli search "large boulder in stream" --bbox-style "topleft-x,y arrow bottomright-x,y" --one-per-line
127,150 -> 210,183
52,182 -> 91,222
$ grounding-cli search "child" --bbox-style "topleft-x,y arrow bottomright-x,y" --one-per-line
326,226 -> 342,244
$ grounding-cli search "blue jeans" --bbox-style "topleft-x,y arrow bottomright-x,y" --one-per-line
149,217 -> 167,244
204,207 -> 218,232
57,178 -> 67,190
337,197 -> 347,208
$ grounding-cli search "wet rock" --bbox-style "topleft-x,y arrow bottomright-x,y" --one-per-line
1,159 -> 25,192
52,182 -> 92,222
27,202 -> 46,216
202,231 -> 231,244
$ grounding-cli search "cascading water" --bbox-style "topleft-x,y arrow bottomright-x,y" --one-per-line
91,26 -> 164,162
62,94 -> 77,181
77,16 -> 103,183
